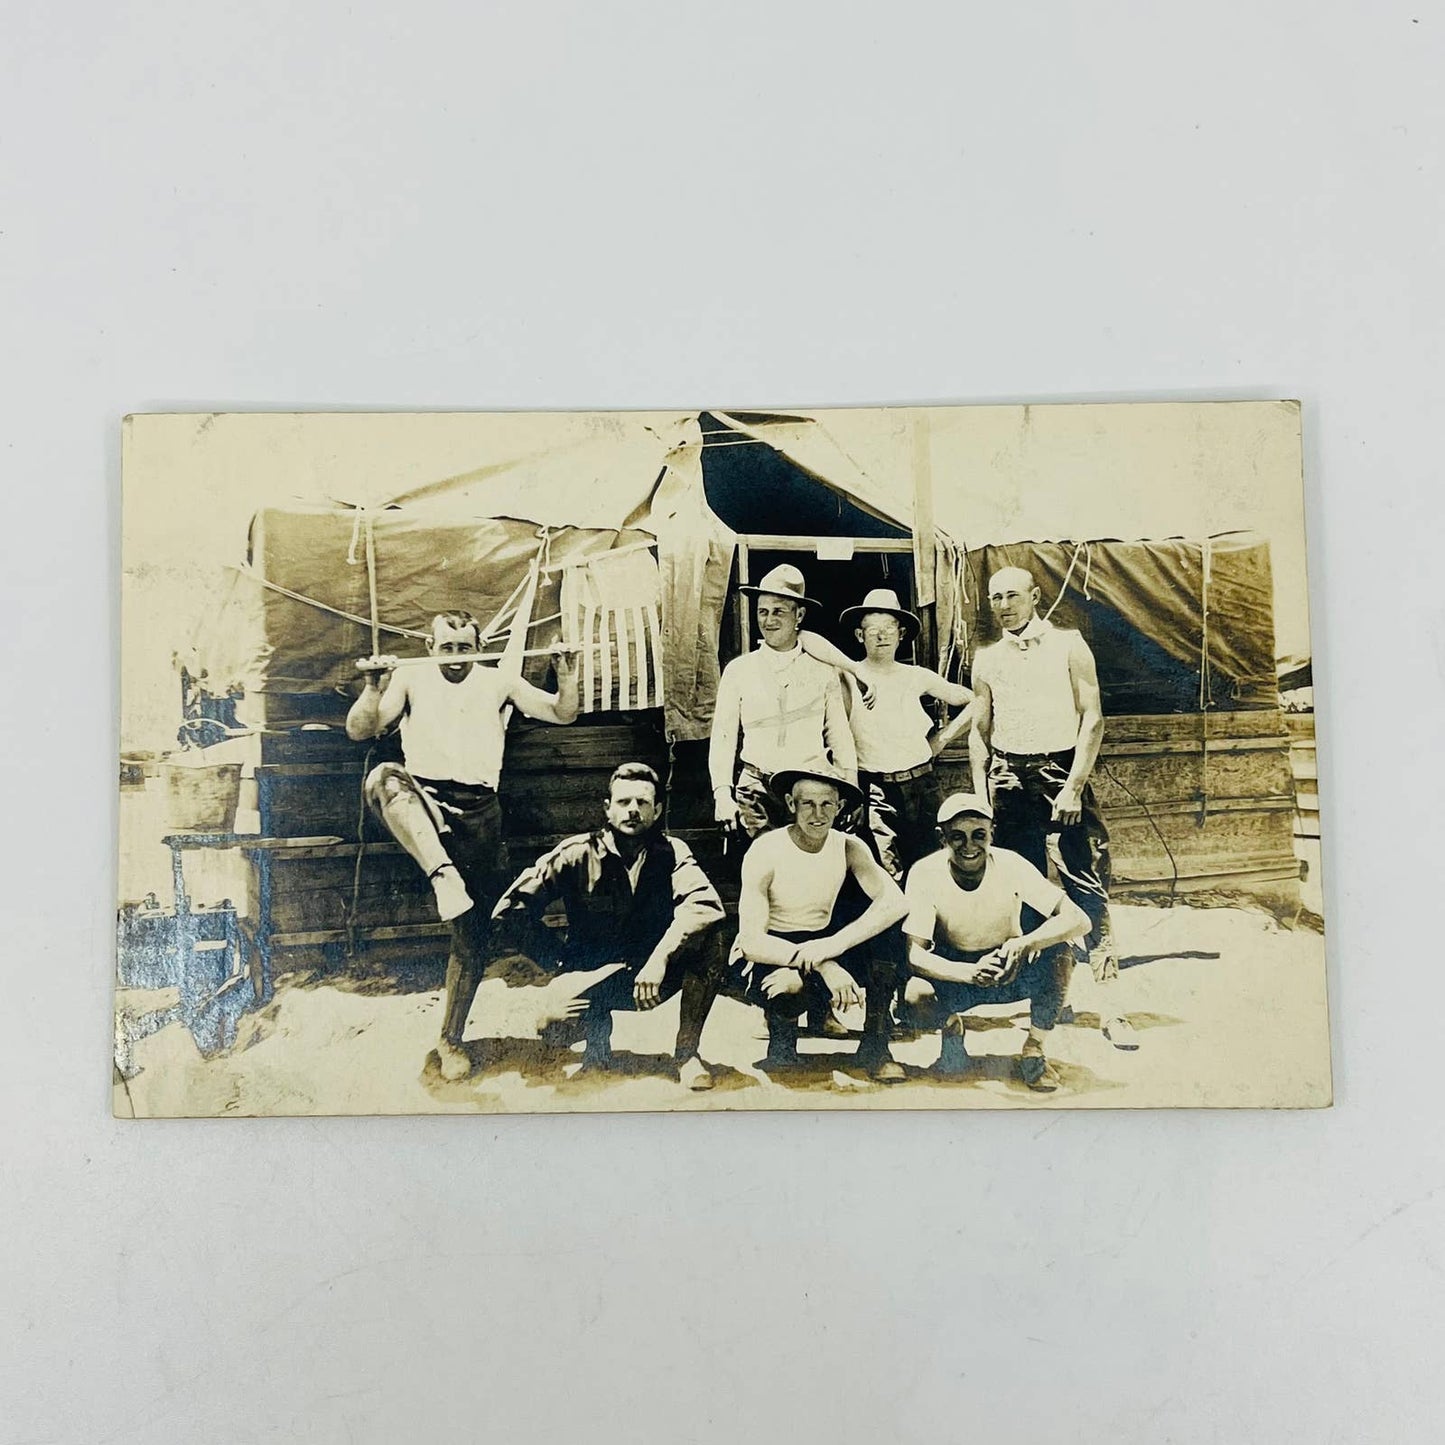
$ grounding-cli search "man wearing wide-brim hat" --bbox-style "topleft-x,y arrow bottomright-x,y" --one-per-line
834,586 -> 976,881
901,791 -> 1090,1092
707,562 -> 859,842
730,764 -> 909,1081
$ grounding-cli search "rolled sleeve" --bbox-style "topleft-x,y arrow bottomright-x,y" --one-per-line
647,839 -> 726,967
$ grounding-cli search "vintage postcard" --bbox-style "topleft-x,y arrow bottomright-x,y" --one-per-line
115,404 -> 1329,1116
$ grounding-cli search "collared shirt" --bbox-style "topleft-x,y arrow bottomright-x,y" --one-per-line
972,617 -> 1082,756
707,642 -> 857,796
492,827 -> 725,972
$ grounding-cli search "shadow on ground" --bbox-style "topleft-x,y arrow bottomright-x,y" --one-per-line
419,1036 -> 759,1099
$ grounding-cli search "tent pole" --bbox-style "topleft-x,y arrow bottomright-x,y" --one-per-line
736,539 -> 751,656
911,413 -> 939,670
363,513 -> 381,658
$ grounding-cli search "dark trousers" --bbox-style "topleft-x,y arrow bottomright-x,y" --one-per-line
556,923 -> 726,1060
363,772 -> 511,1046
860,766 -> 943,881
909,945 -> 1072,1032
989,749 -> 1112,951
734,918 -> 898,1060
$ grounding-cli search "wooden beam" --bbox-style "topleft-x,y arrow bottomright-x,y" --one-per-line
733,534 -> 915,553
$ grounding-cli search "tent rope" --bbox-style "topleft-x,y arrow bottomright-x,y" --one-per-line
1044,542 -> 1092,621
1199,538 -> 1214,710
228,565 -> 433,639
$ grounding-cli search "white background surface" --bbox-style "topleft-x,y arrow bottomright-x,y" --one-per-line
3,3 -> 1441,1441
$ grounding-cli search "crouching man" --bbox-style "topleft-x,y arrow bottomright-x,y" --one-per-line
731,767 -> 908,1082
902,792 -> 1090,1093
490,763 -> 726,1091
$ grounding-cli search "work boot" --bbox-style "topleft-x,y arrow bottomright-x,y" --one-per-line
578,1013 -> 613,1072
434,1038 -> 474,1082
855,1029 -> 905,1084
429,865 -> 474,922
859,1048 -> 905,1084
760,1014 -> 799,1070
807,1007 -> 850,1039
936,1014 -> 970,1076
1019,1037 -> 1061,1092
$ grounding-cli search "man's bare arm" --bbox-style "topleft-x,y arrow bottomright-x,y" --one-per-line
1064,635 -> 1104,792
736,852 -> 801,968
345,661 -> 407,741
906,936 -> 1000,986
799,629 -> 859,678
920,668 -> 974,709
993,894 -> 1093,980
823,677 -> 858,784
968,677 -> 994,797
707,666 -> 742,810
818,836 -> 907,956
505,647 -> 580,725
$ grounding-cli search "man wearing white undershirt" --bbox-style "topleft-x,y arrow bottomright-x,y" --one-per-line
345,610 -> 581,1081
902,792 -> 1090,1092
835,586 -> 975,880
731,767 -> 908,1082
968,566 -> 1136,1049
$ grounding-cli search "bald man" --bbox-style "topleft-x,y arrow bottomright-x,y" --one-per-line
968,566 -> 1137,1050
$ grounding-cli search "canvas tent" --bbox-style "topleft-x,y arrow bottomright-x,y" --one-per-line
195,412 -> 973,742
171,408 -> 1303,981
198,415 -> 727,742
705,412 -> 1280,714
963,534 -> 1279,713
196,408 -> 1285,736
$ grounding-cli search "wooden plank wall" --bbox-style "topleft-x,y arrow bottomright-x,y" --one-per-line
938,709 -> 1301,907
247,691 -> 1301,969
1287,713 -> 1319,843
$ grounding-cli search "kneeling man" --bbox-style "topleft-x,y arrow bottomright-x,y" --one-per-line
733,767 -> 908,1082
491,763 -> 726,1090
902,792 -> 1090,1092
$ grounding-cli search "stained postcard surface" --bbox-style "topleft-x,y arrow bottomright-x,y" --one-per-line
115,404 -> 1329,1116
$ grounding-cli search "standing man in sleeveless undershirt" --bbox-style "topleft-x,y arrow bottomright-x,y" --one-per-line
969,567 -> 1138,1050
836,586 -> 975,881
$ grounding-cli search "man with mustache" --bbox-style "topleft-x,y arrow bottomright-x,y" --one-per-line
490,762 -> 726,1091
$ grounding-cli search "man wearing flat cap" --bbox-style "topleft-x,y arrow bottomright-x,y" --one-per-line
901,792 -> 1090,1092
708,563 -> 859,842
731,765 -> 908,1081
836,586 -> 976,881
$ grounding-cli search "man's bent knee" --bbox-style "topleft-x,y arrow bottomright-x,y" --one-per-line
903,976 -> 936,1008
364,762 -> 416,812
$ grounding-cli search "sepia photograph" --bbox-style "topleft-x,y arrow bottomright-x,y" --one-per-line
116,402 -> 1329,1116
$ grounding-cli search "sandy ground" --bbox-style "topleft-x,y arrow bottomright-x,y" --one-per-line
115,900 -> 1331,1117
